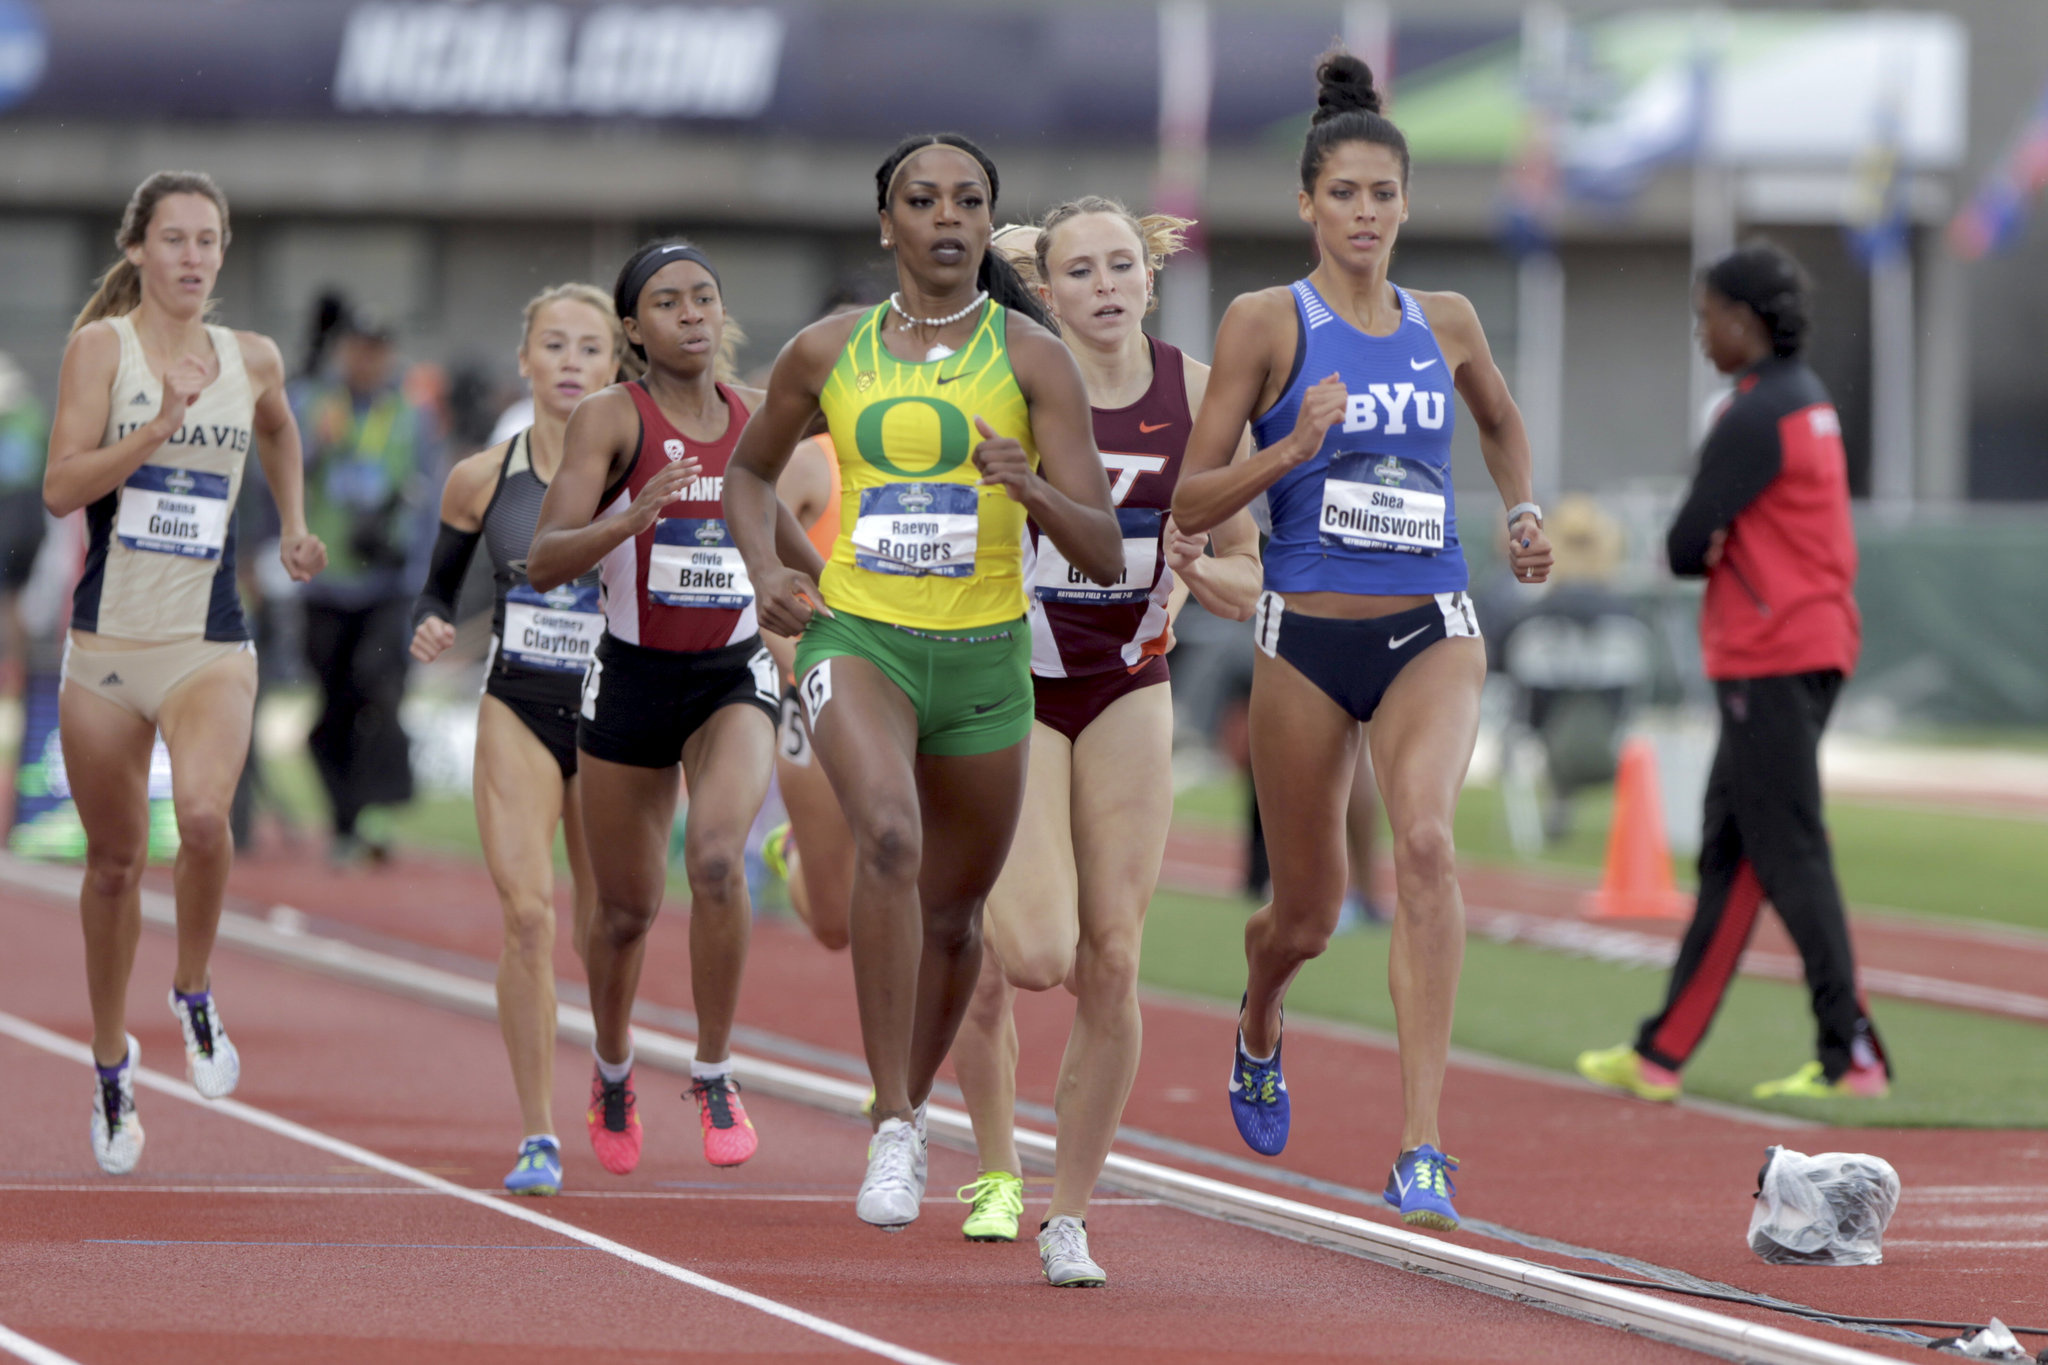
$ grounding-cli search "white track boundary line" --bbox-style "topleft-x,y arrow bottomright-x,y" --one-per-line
0,857 -> 1895,1365
0,1011 -> 952,1365
0,1322 -> 83,1365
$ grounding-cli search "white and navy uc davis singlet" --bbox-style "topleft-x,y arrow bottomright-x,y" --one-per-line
593,381 -> 757,652
1251,281 -> 1467,596
1023,335 -> 1185,678
73,314 -> 252,642
483,429 -> 601,685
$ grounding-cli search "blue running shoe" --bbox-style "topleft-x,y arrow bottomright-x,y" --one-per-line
1227,1001 -> 1290,1156
1384,1144 -> 1459,1230
504,1136 -> 563,1196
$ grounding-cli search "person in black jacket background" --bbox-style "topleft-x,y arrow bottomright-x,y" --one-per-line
1578,241 -> 1890,1104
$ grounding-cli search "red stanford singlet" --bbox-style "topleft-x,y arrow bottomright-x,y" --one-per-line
595,381 -> 757,652
1024,336 -> 1191,678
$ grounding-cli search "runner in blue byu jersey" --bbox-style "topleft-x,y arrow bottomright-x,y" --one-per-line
1173,53 -> 1553,1230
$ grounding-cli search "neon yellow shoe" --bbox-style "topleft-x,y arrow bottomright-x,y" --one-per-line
1752,1060 -> 1890,1100
1575,1044 -> 1681,1102
957,1170 -> 1024,1242
762,823 -> 792,883
860,1087 -> 875,1119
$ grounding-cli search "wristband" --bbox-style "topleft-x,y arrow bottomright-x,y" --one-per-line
1506,502 -> 1543,531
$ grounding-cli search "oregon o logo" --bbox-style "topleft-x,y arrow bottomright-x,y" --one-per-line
854,397 -> 969,479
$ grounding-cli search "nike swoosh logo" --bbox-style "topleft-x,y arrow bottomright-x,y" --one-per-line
971,694 -> 1013,715
936,373 -> 966,385
1394,1171 -> 1415,1197
1138,420 -> 1171,434
1409,357 -> 1439,371
1388,626 -> 1429,650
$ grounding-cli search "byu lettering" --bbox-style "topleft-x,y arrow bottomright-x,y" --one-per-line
1341,383 -> 1445,436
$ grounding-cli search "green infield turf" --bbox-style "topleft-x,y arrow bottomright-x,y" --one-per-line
1179,775 -> 2048,935
1139,885 -> 2048,1128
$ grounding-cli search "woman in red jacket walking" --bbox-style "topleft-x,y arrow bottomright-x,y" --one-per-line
1578,240 -> 1889,1103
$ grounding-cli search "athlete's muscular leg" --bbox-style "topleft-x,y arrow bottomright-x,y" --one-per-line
156,650 -> 258,996
905,743 -> 1029,1112
576,753 -> 680,1066
560,771 -> 598,969
474,695 -> 568,1137
1050,681 -> 1175,1220
678,703 -> 776,1065
1241,652 -> 1359,1059
1368,636 -> 1483,1152
981,723 -> 1079,987
777,739 -> 856,951
956,949 -> 1021,1177
803,655 -> 924,1124
61,681 -> 156,1067
953,720 -> 1074,1177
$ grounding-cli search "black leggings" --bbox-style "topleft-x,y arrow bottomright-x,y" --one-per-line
303,598 -> 414,838
1634,671 -> 1885,1082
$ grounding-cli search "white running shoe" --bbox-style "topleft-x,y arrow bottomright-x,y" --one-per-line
1038,1214 -> 1106,1288
856,1117 -> 927,1229
91,1035 -> 145,1176
168,987 -> 240,1099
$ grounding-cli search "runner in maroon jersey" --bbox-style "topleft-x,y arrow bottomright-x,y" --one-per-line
948,201 -> 1263,1277
528,239 -> 822,1177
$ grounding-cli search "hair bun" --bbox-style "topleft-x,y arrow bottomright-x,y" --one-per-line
1313,51 -> 1381,123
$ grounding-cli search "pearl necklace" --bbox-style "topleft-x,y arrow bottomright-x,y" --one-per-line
888,290 -> 988,330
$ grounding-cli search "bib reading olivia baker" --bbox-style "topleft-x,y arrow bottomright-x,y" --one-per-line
76,312 -> 253,640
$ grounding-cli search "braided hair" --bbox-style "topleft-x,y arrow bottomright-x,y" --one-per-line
1300,51 -> 1409,191
1701,240 -> 1813,359
874,133 -> 1056,331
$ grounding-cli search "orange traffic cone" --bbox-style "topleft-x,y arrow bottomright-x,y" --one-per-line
1583,737 -> 1693,921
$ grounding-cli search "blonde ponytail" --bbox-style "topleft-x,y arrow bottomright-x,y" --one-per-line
71,170 -> 233,335
71,260 -> 143,336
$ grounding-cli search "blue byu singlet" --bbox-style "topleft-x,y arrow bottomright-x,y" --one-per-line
1252,281 -> 1466,596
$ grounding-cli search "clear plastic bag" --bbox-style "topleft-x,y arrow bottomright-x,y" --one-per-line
1747,1145 -> 1900,1266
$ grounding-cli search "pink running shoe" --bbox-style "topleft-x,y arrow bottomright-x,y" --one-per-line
691,1074 -> 758,1167
586,1066 -> 642,1175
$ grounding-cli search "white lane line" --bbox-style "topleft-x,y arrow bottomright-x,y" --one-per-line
0,1183 -> 1156,1205
0,1011 -> 953,1365
1885,1239 -> 2048,1250
0,1322 -> 82,1365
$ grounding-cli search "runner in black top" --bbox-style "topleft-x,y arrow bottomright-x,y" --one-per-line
410,283 -> 619,1195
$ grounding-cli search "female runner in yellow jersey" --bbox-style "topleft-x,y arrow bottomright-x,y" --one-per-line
724,132 -> 1123,1231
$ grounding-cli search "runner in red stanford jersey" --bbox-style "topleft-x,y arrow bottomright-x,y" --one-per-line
949,201 -> 1262,1283
528,239 -> 821,1175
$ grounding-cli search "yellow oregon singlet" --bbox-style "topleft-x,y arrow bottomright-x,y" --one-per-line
817,301 -> 1037,631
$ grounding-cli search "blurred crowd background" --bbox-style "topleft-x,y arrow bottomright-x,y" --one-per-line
2,0 -> 2046,869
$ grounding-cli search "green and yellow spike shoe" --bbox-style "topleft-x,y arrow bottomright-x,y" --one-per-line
1752,1060 -> 1890,1100
957,1170 -> 1024,1242
1575,1044 -> 1681,1102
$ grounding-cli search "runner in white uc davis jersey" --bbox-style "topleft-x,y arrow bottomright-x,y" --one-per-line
43,171 -> 326,1175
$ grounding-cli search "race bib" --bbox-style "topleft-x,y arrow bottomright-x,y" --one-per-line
1032,507 -> 1162,605
649,517 -> 754,609
502,582 -> 602,673
1319,452 -> 1446,555
852,483 -> 978,578
116,465 -> 230,560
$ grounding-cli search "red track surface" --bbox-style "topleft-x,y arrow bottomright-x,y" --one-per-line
2,874 -> 1707,1365
3,838 -> 2044,1363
